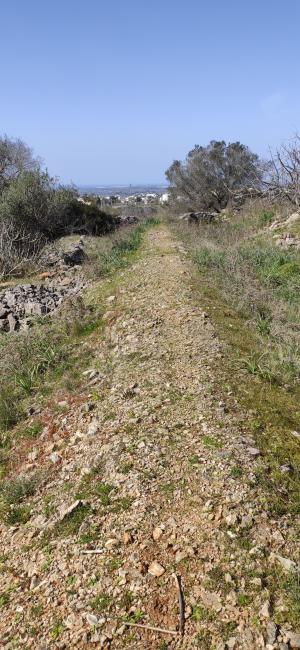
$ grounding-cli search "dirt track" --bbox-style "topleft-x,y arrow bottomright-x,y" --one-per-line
0,225 -> 298,649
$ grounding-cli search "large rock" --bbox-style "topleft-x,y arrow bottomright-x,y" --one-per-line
62,243 -> 86,266
179,211 -> 217,224
40,239 -> 86,268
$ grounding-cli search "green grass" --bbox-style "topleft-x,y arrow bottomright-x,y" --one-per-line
0,304 -> 102,434
0,472 -> 42,525
259,210 -> 275,225
189,454 -> 200,465
237,592 -> 252,606
95,218 -> 160,277
17,421 -> 43,440
194,248 -> 225,270
41,502 -> 91,543
230,465 -> 243,478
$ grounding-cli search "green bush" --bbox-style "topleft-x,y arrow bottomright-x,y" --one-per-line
0,170 -> 117,275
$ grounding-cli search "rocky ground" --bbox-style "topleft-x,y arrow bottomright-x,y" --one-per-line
0,240 -> 86,332
0,225 -> 299,649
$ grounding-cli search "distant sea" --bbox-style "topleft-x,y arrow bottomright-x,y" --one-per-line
77,184 -> 168,197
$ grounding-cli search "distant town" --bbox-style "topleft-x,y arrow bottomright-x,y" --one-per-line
77,184 -> 169,206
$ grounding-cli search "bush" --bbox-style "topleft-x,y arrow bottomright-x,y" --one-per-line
166,140 -> 262,212
70,202 -> 116,236
0,169 -> 117,276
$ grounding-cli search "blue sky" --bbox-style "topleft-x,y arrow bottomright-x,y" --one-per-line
1,0 -> 299,184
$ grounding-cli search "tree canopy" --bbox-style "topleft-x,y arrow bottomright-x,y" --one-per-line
165,140 -> 262,212
0,135 -> 40,194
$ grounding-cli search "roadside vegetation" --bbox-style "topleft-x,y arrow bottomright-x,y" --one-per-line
0,135 -> 117,277
170,200 -> 300,517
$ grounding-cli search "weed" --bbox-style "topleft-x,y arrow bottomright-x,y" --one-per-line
124,609 -> 144,623
112,496 -> 132,512
202,435 -> 223,449
236,534 -> 252,551
90,592 -> 112,612
118,462 -> 133,474
256,314 -> 271,336
79,524 -> 101,545
237,592 -> 251,606
161,482 -> 176,495
0,473 -> 41,505
97,483 -> 114,506
18,421 -> 43,440
196,630 -> 212,648
223,621 -> 238,639
5,505 -> 31,525
51,619 -> 64,640
95,219 -> 159,277
0,473 -> 42,524
0,590 -> 10,608
75,467 -> 113,504
189,454 -> 200,465
120,590 -> 134,609
259,211 -> 274,225
30,604 -> 44,618
230,465 -> 243,478
283,567 -> 300,624
43,495 -> 55,518
192,605 -> 205,622
0,388 -> 21,430
194,248 -> 225,270
107,558 -> 123,571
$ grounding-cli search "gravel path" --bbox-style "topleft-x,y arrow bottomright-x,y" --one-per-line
0,225 -> 298,649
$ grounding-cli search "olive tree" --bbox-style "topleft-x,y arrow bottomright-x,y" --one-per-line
166,140 -> 262,212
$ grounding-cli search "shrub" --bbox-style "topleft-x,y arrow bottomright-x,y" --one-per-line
166,140 -> 262,211
0,169 -> 116,276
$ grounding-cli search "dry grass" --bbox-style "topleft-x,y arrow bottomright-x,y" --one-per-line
171,200 -> 300,386
170,201 -> 300,517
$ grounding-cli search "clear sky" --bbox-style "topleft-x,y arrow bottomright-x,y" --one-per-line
1,0 -> 299,185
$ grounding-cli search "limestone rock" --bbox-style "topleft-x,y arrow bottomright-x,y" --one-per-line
148,561 -> 165,577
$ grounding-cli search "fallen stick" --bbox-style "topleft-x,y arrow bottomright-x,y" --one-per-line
107,617 -> 177,636
172,573 -> 185,635
81,549 -> 104,555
